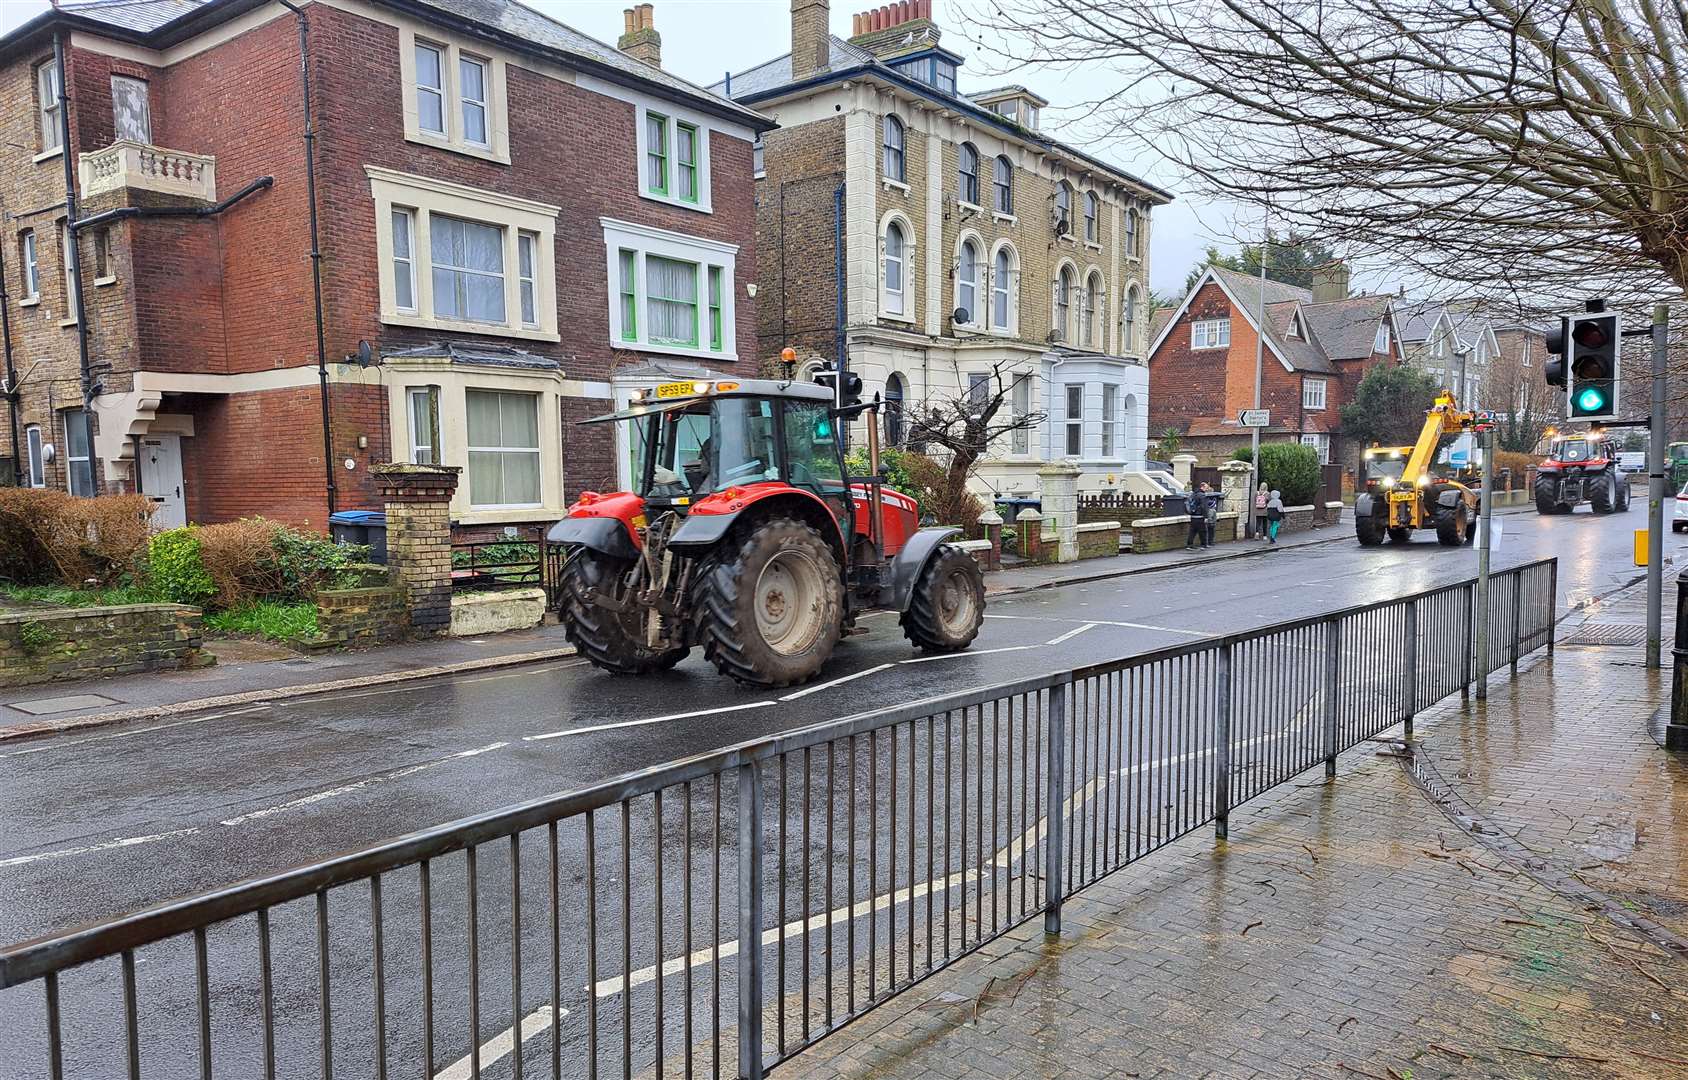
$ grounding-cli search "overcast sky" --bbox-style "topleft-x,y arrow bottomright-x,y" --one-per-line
0,0 -> 1293,299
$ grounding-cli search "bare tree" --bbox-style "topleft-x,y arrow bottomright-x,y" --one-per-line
971,0 -> 1688,310
902,360 -> 1047,520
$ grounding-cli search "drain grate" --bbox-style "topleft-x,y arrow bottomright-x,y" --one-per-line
1565,623 -> 1648,646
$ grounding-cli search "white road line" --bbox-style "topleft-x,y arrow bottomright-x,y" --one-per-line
899,644 -> 1041,665
219,742 -> 507,827
0,705 -> 273,759
781,664 -> 896,701
524,701 -> 776,742
433,1006 -> 567,1080
0,827 -> 200,869
984,613 -> 1207,637
1045,623 -> 1098,646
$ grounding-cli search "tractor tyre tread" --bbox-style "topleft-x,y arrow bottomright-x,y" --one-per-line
901,544 -> 986,654
1435,504 -> 1467,546
696,516 -> 842,688
1591,470 -> 1615,513
1356,513 -> 1386,546
559,551 -> 688,675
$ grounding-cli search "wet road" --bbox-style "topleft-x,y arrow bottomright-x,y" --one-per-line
0,504 -> 1666,1078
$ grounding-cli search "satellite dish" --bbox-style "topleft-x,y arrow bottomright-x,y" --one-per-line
952,306 -> 971,325
356,340 -> 375,368
1047,328 -> 1065,344
1054,216 -> 1070,236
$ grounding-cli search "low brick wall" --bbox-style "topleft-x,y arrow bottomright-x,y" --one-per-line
0,604 -> 208,688
310,586 -> 411,649
1278,505 -> 1317,534
1077,521 -> 1121,559
1130,516 -> 1198,553
450,588 -> 546,637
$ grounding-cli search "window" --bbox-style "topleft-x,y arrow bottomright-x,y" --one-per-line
1083,272 -> 1102,348
882,115 -> 905,183
1055,182 -> 1072,235
601,218 -> 738,358
998,99 -> 1019,122
885,372 -> 906,446
1084,192 -> 1098,244
991,246 -> 1013,332
1191,317 -> 1230,349
517,231 -> 538,327
92,228 -> 112,282
1123,285 -> 1140,353
649,255 -> 700,346
1054,266 -> 1074,341
110,76 -> 151,143
407,386 -> 440,464
677,123 -> 700,203
368,167 -> 560,340
392,209 -> 417,312
958,142 -> 979,206
1101,384 -> 1118,457
1010,375 -> 1030,454
466,390 -> 540,507
1125,208 -> 1139,256
62,408 -> 93,497
431,214 -> 505,324
37,59 -> 61,154
956,239 -> 979,326
752,136 -> 765,178
1374,321 -> 1391,353
646,112 -> 669,195
1064,384 -> 1083,457
20,231 -> 39,300
62,224 -> 78,320
640,108 -> 713,211
1302,377 -> 1327,410
1300,433 -> 1330,464
24,426 -> 44,488
459,55 -> 489,147
882,220 -> 907,317
782,400 -> 845,493
415,42 -> 446,134
935,61 -> 956,95
1286,310 -> 1302,339
993,156 -> 1013,215
967,373 -> 990,408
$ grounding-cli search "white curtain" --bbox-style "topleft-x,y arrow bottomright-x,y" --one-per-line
648,255 -> 698,344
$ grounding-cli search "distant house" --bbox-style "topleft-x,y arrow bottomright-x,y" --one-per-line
1396,299 -> 1501,408
1145,265 -> 1404,468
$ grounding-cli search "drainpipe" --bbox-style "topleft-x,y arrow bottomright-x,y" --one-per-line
0,224 -> 17,484
278,0 -> 336,516
54,33 -> 98,495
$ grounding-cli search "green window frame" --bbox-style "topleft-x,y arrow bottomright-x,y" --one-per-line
677,122 -> 699,203
645,112 -> 669,196
708,266 -> 723,351
619,249 -> 638,341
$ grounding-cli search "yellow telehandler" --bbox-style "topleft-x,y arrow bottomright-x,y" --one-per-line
1355,391 -> 1482,546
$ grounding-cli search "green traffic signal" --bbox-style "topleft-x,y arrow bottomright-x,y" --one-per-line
1574,386 -> 1608,414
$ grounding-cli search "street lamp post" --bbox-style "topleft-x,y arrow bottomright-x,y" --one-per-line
1248,234 -> 1268,537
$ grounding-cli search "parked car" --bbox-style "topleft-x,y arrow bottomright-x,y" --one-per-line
1675,484 -> 1688,532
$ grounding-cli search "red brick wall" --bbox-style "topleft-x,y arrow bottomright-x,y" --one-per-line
1149,281 -> 1305,437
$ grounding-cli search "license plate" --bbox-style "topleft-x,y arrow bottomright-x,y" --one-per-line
656,381 -> 698,399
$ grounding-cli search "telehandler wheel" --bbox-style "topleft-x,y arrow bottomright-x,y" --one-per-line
1591,470 -> 1615,514
697,516 -> 842,688
1356,512 -> 1386,546
1386,526 -> 1411,544
1616,476 -> 1633,512
559,549 -> 689,675
902,544 -> 985,653
1435,502 -> 1469,546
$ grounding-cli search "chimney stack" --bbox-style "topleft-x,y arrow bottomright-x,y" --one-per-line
847,0 -> 939,58
618,4 -> 661,68
1310,260 -> 1350,304
791,0 -> 831,80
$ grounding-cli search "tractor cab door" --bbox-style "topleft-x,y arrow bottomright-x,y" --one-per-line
779,399 -> 853,534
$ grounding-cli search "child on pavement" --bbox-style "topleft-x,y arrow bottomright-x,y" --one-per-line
1254,483 -> 1269,540
1266,489 -> 1284,543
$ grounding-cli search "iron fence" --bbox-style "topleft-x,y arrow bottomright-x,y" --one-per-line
451,528 -> 554,598
0,559 -> 1557,1080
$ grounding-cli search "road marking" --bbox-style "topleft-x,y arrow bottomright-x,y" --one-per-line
0,827 -> 200,869
524,701 -> 776,742
781,664 -> 896,701
0,705 -> 273,759
900,644 -> 1041,664
1045,623 -> 1098,646
984,614 -> 1207,638
219,742 -> 507,827
434,1006 -> 567,1080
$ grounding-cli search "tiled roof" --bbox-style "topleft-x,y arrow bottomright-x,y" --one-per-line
1211,267 -> 1313,313
1263,300 -> 1335,374
710,36 -> 877,99
1395,297 -> 1444,344
57,0 -> 205,33
1301,294 -> 1393,361
385,342 -> 560,370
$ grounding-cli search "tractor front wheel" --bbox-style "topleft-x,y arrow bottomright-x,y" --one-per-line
559,549 -> 689,675
697,517 -> 842,687
1357,512 -> 1386,546
902,545 -> 985,654
1436,502 -> 1469,546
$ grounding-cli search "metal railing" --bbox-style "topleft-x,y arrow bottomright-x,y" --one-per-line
0,559 -> 1557,1080
451,529 -> 551,595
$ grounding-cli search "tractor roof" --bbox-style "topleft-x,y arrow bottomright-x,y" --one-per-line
583,377 -> 834,424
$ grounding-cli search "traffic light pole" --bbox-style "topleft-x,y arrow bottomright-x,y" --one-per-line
1475,427 -> 1495,701
1647,304 -> 1670,669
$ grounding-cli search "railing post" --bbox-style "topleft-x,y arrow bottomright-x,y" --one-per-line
1547,559 -> 1558,656
1460,583 -> 1474,700
1214,642 -> 1232,840
1402,601 -> 1418,742
1510,569 -> 1523,674
1043,679 -> 1068,937
736,762 -> 764,1080
1324,616 -> 1341,779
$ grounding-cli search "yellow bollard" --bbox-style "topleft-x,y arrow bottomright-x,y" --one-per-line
1636,528 -> 1649,567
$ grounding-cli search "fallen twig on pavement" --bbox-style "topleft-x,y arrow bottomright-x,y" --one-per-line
1250,879 -> 1277,897
1333,1062 -> 1390,1080
1631,1049 -> 1688,1067
1494,1047 -> 1609,1063
1241,920 -> 1263,936
1337,1016 -> 1358,1032
1301,843 -> 1320,865
1421,849 -> 1451,860
1501,918 -> 1550,928
1453,859 -> 1480,877
1426,1043 -> 1471,1060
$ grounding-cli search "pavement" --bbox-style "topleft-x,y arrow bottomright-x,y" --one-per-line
772,580 -> 1688,1080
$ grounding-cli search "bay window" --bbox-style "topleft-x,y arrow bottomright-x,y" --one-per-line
466,390 -> 540,508
1010,376 -> 1030,454
408,386 -> 440,464
1064,384 -> 1084,457
1101,384 -> 1118,456
602,217 -> 739,359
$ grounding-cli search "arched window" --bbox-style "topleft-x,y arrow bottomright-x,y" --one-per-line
882,219 -> 907,316
1083,272 -> 1102,348
882,115 -> 905,182
958,142 -> 979,205
885,372 -> 906,446
1054,265 -> 1074,341
1124,285 -> 1141,353
993,155 -> 1013,215
1125,208 -> 1139,256
991,244 -> 1014,331
956,239 -> 980,326
1084,192 -> 1099,243
1055,182 -> 1072,235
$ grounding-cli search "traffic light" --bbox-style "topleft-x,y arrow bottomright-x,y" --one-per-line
1565,310 -> 1619,420
1543,317 -> 1568,388
814,364 -> 863,407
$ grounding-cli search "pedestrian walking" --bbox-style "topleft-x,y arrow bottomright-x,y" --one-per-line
1266,489 -> 1285,544
1254,483 -> 1269,540
1203,483 -> 1219,546
1185,484 -> 1208,549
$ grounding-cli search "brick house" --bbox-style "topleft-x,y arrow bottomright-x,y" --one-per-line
1395,298 -> 1501,409
1147,265 -> 1405,468
712,0 -> 1173,499
0,0 -> 768,536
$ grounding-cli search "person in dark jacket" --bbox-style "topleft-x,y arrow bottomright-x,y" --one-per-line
1186,484 -> 1209,549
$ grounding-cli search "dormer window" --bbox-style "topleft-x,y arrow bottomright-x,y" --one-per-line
893,54 -> 959,95
975,88 -> 1047,132
1286,310 -> 1304,339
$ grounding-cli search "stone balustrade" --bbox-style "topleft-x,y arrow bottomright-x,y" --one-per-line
79,140 -> 217,202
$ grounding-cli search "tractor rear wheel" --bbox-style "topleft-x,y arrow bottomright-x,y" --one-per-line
902,545 -> 985,653
1534,478 -> 1559,515
697,517 -> 842,687
1591,470 -> 1615,513
1435,502 -> 1468,546
559,549 -> 689,675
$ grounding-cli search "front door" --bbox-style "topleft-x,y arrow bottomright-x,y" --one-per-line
139,434 -> 186,529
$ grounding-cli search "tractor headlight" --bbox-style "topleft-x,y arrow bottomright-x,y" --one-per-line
1416,474 -> 1431,487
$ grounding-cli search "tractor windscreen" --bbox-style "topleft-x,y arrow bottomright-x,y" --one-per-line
1365,455 -> 1406,485
644,397 -> 778,499
1556,439 -> 1591,462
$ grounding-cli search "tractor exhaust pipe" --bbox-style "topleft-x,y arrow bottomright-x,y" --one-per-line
865,395 -> 885,551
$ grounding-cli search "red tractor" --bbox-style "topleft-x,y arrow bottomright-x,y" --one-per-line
1534,430 -> 1630,515
547,371 -> 986,687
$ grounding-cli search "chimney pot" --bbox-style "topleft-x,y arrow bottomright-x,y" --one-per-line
617,2 -> 662,67
638,3 -> 653,29
623,7 -> 636,33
